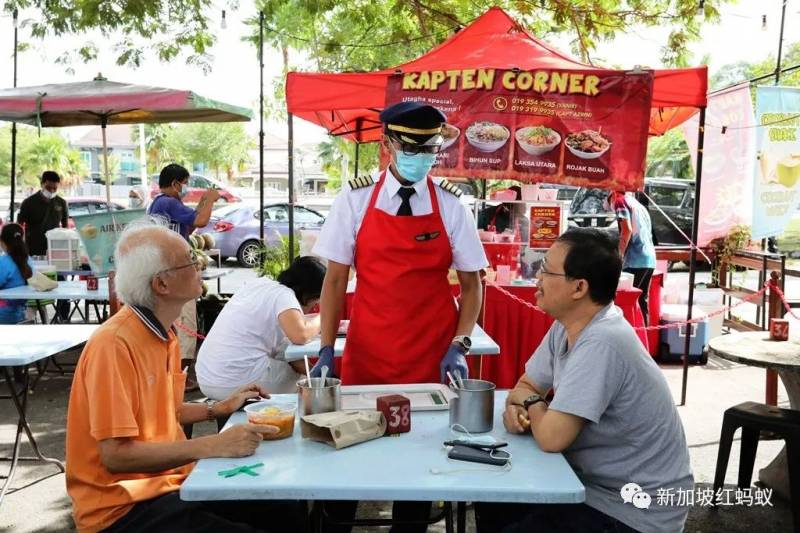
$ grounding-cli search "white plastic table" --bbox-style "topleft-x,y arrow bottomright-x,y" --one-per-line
0,324 -> 98,508
283,325 -> 500,362
180,390 -> 584,532
0,279 -> 110,323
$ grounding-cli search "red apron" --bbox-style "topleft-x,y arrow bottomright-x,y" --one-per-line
341,172 -> 458,385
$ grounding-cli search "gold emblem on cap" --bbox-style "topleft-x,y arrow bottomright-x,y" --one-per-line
387,124 -> 444,135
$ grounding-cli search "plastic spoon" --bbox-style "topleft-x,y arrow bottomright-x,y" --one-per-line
454,370 -> 465,389
303,355 -> 312,388
319,365 -> 329,388
446,371 -> 459,390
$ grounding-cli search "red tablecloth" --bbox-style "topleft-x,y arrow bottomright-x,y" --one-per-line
480,284 -> 648,388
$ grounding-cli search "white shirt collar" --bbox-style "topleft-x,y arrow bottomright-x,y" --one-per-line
384,167 -> 429,199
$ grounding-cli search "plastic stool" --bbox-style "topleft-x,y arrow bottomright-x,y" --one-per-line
713,401 -> 800,532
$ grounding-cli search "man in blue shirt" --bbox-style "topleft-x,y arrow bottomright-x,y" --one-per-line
148,164 -> 219,389
609,191 -> 656,325
147,164 -> 218,240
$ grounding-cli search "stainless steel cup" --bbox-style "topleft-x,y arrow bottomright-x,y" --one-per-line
297,377 -> 342,416
449,379 -> 496,433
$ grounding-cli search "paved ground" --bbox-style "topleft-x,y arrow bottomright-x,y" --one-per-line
1,265 -> 797,532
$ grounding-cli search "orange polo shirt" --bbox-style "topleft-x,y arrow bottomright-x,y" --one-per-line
66,305 -> 192,533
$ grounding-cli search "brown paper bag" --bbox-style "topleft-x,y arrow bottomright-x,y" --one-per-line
301,410 -> 387,450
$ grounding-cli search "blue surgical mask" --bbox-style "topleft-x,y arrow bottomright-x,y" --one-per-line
175,182 -> 188,199
394,151 -> 437,183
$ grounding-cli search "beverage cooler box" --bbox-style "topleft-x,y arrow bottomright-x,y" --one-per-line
659,304 -> 710,364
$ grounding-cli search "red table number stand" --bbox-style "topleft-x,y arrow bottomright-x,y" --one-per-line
769,318 -> 789,341
376,394 -> 411,435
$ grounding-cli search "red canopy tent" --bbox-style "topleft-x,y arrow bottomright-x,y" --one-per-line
284,7 -> 708,405
286,7 -> 707,142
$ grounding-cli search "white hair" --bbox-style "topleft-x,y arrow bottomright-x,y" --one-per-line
113,218 -> 176,309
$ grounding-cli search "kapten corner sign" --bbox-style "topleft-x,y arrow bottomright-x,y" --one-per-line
385,68 -> 654,191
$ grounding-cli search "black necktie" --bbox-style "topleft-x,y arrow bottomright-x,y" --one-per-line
397,187 -> 415,216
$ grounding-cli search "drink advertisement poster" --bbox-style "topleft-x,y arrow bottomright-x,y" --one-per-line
385,68 -> 654,191
752,86 -> 800,239
529,205 -> 562,248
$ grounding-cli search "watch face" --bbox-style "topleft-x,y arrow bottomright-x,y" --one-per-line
461,336 -> 472,348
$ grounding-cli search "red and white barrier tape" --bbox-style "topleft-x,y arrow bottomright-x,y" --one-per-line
173,280 -> 793,340
485,280 -> 774,332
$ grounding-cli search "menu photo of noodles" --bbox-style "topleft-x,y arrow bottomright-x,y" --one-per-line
462,120 -> 511,170
513,124 -> 562,175
434,123 -> 462,169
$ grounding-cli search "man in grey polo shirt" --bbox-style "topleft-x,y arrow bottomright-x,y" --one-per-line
476,228 -> 692,533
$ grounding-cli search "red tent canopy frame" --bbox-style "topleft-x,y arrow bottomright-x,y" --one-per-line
286,7 -> 707,142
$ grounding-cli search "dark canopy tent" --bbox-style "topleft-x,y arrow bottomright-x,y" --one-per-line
284,7 -> 709,404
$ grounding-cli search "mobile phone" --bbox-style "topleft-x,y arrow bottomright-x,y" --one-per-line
443,439 -> 508,450
447,444 -> 510,466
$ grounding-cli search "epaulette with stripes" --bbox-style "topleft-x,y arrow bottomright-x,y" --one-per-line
438,179 -> 463,198
348,175 -> 375,190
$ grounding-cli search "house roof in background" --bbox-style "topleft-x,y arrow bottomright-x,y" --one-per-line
74,125 -> 137,149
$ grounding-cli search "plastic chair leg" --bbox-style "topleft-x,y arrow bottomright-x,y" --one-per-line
713,419 -> 739,494
737,427 -> 760,488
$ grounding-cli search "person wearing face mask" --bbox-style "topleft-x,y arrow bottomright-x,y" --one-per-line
16,170 -> 69,258
17,170 -> 71,321
148,163 -> 220,390
310,102 -> 488,531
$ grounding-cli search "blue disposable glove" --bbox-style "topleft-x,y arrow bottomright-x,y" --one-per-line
310,345 -> 335,378
440,344 -> 469,384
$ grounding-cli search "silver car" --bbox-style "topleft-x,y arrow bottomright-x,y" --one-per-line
197,203 -> 326,267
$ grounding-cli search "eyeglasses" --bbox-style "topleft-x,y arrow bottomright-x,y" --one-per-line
156,249 -> 200,277
537,258 -> 569,278
390,139 -> 442,156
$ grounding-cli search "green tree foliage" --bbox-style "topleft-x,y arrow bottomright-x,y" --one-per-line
133,123 -> 253,181
0,125 -> 87,187
316,136 -> 379,192
253,0 -> 728,74
710,41 -> 800,91
131,124 -> 177,174
4,0 -> 216,71
645,128 -> 694,180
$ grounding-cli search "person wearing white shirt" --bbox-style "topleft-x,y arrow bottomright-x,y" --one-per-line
196,256 -> 325,399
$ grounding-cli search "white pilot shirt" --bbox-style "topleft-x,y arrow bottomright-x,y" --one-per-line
313,168 -> 489,272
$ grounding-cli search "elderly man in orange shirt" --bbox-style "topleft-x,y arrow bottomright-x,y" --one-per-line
65,221 -> 307,533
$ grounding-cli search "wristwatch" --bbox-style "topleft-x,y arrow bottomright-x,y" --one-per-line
452,335 -> 472,354
522,394 -> 547,410
206,399 -> 218,421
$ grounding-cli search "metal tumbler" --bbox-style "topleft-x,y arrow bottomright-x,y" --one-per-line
449,379 -> 496,433
297,377 -> 342,416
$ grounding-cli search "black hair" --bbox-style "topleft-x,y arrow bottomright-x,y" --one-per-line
41,170 -> 61,184
277,256 -> 327,306
509,185 -> 522,200
557,228 -> 621,305
159,164 -> 190,189
0,223 -> 32,280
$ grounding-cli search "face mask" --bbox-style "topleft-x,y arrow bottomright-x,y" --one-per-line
175,183 -> 188,199
42,190 -> 55,200
394,150 -> 437,183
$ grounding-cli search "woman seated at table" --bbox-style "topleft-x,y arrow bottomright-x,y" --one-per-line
0,223 -> 33,324
197,255 -> 326,399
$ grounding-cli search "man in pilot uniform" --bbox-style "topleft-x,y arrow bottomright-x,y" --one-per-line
310,102 -> 488,531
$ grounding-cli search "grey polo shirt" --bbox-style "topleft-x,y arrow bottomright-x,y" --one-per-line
526,304 -> 693,533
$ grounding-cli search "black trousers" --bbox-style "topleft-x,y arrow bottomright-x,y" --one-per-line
624,267 -> 654,326
474,502 -> 639,533
103,491 -> 308,533
322,500 -> 432,533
